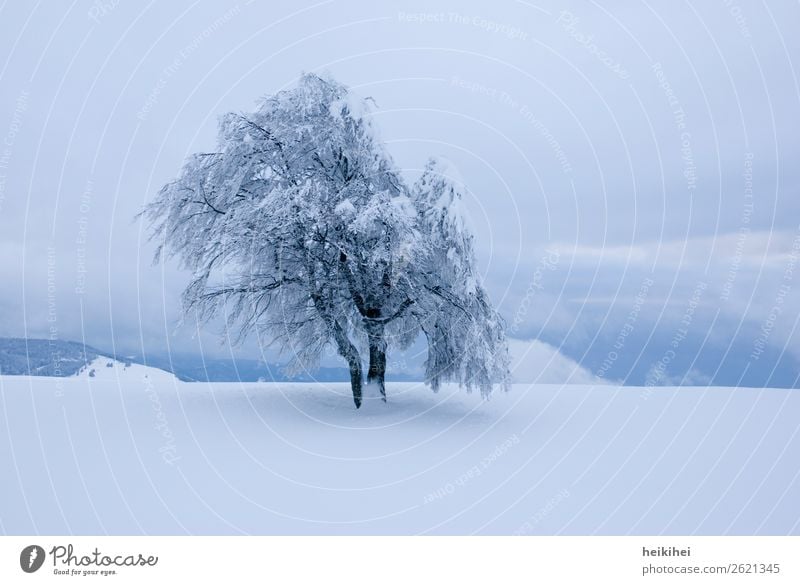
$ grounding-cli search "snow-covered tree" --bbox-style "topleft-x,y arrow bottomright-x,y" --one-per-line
411,159 -> 510,395
144,73 -> 508,408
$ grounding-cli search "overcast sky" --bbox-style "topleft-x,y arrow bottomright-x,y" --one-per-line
1,0 -> 798,385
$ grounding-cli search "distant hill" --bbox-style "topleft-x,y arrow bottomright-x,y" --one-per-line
0,337 -> 100,376
136,352 -> 418,383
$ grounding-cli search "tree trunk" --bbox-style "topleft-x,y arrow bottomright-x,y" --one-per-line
366,324 -> 387,402
347,359 -> 363,409
330,319 -> 363,408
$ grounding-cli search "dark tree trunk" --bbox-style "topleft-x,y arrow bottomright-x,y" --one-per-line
366,324 -> 387,402
348,359 -> 363,409
329,318 -> 363,408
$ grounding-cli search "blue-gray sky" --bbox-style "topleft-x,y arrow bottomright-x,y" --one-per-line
1,0 -> 798,386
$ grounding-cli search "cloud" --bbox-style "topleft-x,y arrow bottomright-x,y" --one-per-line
564,230 -> 800,270
0,1 -> 798,387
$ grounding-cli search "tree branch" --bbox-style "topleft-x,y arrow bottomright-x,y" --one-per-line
363,297 -> 415,325
424,285 -> 473,320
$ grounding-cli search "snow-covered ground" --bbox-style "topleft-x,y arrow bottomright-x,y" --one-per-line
0,358 -> 798,535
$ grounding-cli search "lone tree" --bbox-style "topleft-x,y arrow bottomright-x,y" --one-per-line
144,74 -> 509,408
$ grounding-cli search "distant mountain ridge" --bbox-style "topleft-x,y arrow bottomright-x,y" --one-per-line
0,337 -> 419,383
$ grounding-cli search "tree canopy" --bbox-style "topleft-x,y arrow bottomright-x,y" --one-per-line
144,73 -> 509,407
